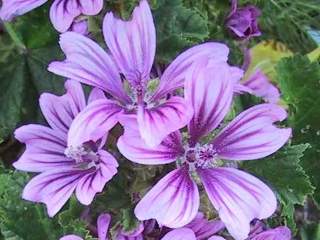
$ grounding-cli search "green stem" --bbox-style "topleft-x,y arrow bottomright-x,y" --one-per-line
3,22 -> 26,51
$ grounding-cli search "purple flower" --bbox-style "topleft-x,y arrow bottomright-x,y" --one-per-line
60,213 -> 111,240
248,221 -> 291,240
243,70 -> 280,103
226,2 -> 261,40
14,80 -> 118,217
48,0 -> 232,148
117,61 -> 291,240
0,0 -> 103,32
162,212 -> 225,240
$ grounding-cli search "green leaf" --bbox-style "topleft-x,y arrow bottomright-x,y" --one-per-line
300,223 -> 320,240
153,0 -> 209,63
243,144 -> 315,232
0,6 -> 64,140
276,55 -> 320,206
0,169 -> 61,240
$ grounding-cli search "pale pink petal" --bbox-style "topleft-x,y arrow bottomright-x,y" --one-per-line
13,124 -> 72,172
251,226 -> 291,240
151,43 -> 230,101
208,236 -> 226,240
186,213 -> 225,240
118,115 -> 184,165
67,99 -> 123,147
212,104 -> 291,160
198,168 -> 277,240
244,70 -> 280,103
88,88 -> 106,103
60,235 -> 83,240
103,0 -> 155,84
135,168 -> 199,228
0,0 -> 47,21
97,213 -> 111,240
22,170 -> 84,217
79,0 -> 103,15
137,96 -> 193,147
161,228 -> 196,240
48,32 -> 130,103
185,62 -> 236,145
50,0 -> 81,32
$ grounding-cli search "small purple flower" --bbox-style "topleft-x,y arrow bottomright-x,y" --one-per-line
162,212 -> 225,240
117,61 -> 291,240
14,80 -> 118,217
0,0 -> 103,32
60,213 -> 111,240
48,0 -> 230,148
226,1 -> 261,40
249,221 -> 291,240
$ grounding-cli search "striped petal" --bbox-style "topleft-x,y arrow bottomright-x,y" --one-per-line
135,168 -> 199,228
39,80 -> 86,134
13,124 -> 71,172
151,43 -> 230,101
48,32 -> 129,104
118,115 -> 184,165
103,0 -> 156,85
67,99 -> 123,147
198,168 -> 277,240
137,96 -> 193,147
212,104 -> 291,160
22,170 -> 84,217
185,62 -> 235,145
0,0 -> 47,21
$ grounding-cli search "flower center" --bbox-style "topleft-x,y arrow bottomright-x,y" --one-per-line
64,141 -> 99,170
184,144 -> 219,169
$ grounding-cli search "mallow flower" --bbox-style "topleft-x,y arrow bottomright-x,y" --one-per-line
226,0 -> 261,40
0,0 -> 103,32
14,80 -> 118,217
117,61 -> 292,240
61,212 -> 224,240
248,220 -> 291,240
48,0 -> 232,148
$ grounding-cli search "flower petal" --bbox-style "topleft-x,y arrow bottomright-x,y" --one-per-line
118,115 -> 184,165
13,124 -> 72,172
39,80 -> 86,134
75,151 -> 118,205
135,168 -> 199,228
22,170 -> 84,217
0,0 -> 47,21
212,104 -> 291,160
186,213 -> 225,240
208,237 -> 226,240
151,42 -> 229,100
50,0 -> 81,32
138,96 -> 193,147
244,70 -> 280,103
198,167 -> 277,240
161,228 -> 196,240
97,213 -> 111,240
251,226 -> 291,240
48,32 -> 129,103
185,62 -> 236,145
60,235 -> 83,240
103,0 -> 155,84
67,99 -> 123,147
79,0 -> 103,15
88,88 -> 106,103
